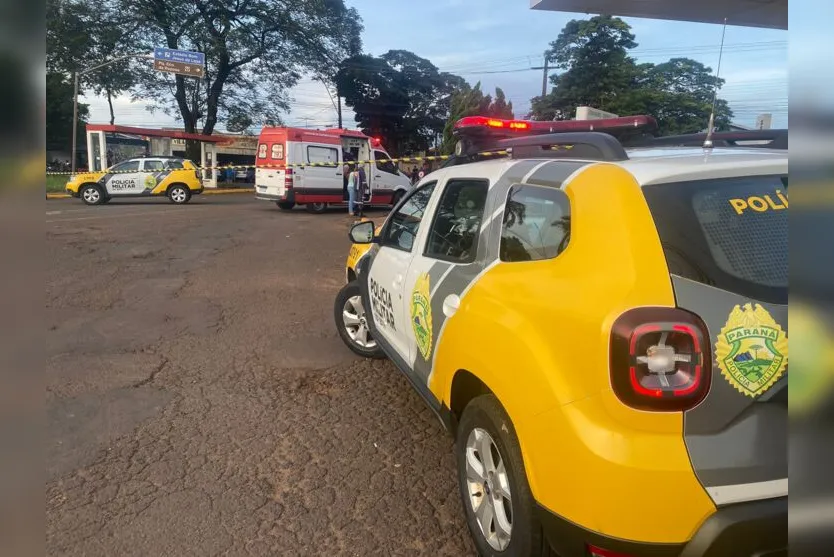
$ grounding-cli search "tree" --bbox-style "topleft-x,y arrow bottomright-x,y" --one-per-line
528,16 -> 733,135
529,15 -> 639,121
634,58 -> 733,134
47,0 -> 134,151
107,0 -> 363,158
440,83 -> 514,154
46,71 -> 89,152
336,50 -> 466,155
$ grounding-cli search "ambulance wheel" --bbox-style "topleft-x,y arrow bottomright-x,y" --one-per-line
306,202 -> 327,214
334,281 -> 384,359
276,201 -> 295,211
168,184 -> 191,204
456,395 -> 547,557
80,184 -> 104,206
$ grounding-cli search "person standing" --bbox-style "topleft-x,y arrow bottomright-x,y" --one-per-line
356,163 -> 368,218
345,163 -> 359,216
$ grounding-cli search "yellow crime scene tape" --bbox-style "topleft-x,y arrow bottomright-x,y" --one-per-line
44,150 -> 511,176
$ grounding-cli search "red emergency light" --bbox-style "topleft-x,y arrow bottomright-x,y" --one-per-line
453,115 -> 658,138
371,136 -> 382,147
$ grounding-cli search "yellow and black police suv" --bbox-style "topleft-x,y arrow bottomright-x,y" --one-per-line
65,156 -> 204,205
335,115 -> 788,557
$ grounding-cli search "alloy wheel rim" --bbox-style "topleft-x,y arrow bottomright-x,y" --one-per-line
342,295 -> 376,349
84,188 -> 100,203
465,427 -> 513,551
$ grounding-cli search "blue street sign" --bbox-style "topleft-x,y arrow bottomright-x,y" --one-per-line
153,47 -> 205,66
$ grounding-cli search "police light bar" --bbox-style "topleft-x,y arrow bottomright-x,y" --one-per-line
453,115 -> 658,138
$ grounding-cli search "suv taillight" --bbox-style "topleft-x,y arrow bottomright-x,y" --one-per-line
284,168 -> 293,189
609,307 -> 711,412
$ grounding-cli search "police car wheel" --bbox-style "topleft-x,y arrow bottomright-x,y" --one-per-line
168,185 -> 191,204
457,395 -> 547,557
334,281 -> 384,359
306,202 -> 327,214
80,184 -> 104,206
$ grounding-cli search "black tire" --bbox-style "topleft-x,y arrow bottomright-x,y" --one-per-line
456,395 -> 548,557
305,201 -> 327,214
334,281 -> 384,359
80,184 -> 104,206
168,184 -> 192,204
391,189 -> 405,207
276,201 -> 296,211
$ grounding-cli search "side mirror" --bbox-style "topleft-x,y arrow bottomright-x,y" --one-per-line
349,220 -> 376,244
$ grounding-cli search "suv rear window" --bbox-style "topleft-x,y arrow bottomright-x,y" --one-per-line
642,175 -> 788,304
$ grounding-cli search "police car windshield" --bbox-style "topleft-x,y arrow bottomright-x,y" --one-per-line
642,174 -> 788,305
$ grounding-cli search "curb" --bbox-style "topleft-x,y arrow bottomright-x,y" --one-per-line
46,188 -> 254,200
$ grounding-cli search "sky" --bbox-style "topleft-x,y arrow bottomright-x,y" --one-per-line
82,0 -> 797,132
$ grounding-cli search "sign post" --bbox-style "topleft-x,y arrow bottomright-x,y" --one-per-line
152,48 -> 206,78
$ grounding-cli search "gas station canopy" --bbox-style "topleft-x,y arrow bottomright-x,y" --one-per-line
530,0 -> 787,30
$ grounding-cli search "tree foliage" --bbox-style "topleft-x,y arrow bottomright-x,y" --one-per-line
46,71 -> 90,151
335,50 -> 467,155
440,83 -> 515,154
47,0 -> 136,127
528,15 -> 732,134
114,0 -> 362,140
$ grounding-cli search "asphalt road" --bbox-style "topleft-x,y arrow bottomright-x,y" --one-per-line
46,196 -> 476,556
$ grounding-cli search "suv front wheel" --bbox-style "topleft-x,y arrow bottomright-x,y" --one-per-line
457,395 -> 549,557
334,281 -> 384,359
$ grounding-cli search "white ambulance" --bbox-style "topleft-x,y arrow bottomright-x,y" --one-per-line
254,127 -> 413,213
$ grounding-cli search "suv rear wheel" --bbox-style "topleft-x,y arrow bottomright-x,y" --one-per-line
457,395 -> 548,557
168,184 -> 192,204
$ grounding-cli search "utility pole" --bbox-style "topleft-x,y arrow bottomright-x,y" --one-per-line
337,93 -> 343,129
71,72 -> 79,174
70,52 -> 153,174
531,51 -> 550,97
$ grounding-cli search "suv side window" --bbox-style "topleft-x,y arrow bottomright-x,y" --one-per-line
143,160 -> 164,171
165,160 -> 185,170
374,150 -> 398,175
381,182 -> 437,252
425,179 -> 489,263
500,184 -> 571,262
110,160 -> 140,173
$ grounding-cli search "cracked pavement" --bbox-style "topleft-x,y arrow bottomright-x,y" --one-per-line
46,197 -> 476,556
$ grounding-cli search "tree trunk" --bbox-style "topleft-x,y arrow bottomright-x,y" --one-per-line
107,89 -> 115,125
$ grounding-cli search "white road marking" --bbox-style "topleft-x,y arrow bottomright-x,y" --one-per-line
45,211 -> 62,215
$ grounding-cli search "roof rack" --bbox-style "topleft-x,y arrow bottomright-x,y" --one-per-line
625,129 -> 788,150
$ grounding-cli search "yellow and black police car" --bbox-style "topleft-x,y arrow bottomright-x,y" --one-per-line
65,156 -> 204,205
335,115 -> 788,557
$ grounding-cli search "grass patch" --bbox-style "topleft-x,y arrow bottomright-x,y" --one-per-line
47,175 -> 69,193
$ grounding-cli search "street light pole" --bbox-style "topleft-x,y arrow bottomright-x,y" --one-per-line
71,72 -> 79,174
70,52 -> 153,174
